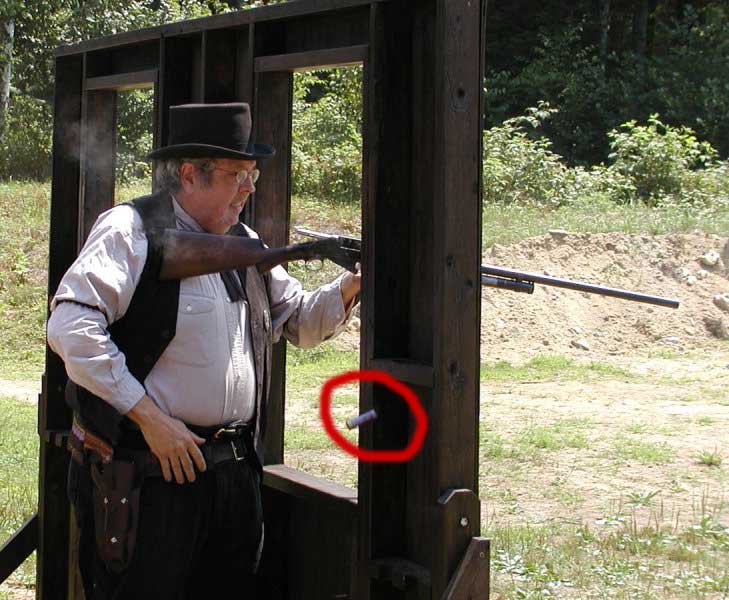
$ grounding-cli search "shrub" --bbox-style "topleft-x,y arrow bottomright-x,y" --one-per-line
606,115 -> 718,205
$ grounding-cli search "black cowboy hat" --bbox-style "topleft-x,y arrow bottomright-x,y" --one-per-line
147,102 -> 275,160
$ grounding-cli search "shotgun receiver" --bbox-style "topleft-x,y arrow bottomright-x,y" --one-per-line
294,227 -> 680,309
158,228 -> 359,281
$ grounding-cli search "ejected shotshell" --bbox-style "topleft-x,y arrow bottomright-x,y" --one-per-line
345,409 -> 378,430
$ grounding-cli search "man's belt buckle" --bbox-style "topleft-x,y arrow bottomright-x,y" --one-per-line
231,439 -> 245,461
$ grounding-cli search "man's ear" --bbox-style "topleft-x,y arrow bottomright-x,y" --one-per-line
179,162 -> 197,193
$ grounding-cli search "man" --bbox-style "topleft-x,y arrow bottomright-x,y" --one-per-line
47,102 -> 360,599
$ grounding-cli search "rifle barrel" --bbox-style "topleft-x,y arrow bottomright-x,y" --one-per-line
481,265 -> 679,309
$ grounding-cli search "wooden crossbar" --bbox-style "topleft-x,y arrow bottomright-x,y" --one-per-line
0,514 -> 38,584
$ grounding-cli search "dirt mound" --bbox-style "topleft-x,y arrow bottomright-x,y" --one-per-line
334,232 -> 729,362
481,231 -> 729,362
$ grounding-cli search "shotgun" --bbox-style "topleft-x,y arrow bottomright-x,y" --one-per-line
293,227 -> 680,309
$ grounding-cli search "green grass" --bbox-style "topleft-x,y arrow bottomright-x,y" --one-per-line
482,194 -> 729,248
0,396 -> 39,590
0,181 -> 50,380
485,515 -> 729,599
481,354 -> 633,382
614,434 -> 676,464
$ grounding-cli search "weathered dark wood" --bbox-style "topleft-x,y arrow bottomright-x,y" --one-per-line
259,482 -> 358,600
368,359 -> 434,387
422,0 -> 485,593
38,54 -> 83,600
359,2 -> 414,598
55,0 -> 385,57
237,24 -> 256,225
80,89 -> 117,242
84,40 -> 158,77
0,514 -> 37,585
256,6 -> 369,56
441,538 -> 490,600
156,36 -> 196,159
253,70 -> 292,465
254,44 -> 367,72
84,69 -> 157,91
264,464 -> 357,508
203,28 -> 238,102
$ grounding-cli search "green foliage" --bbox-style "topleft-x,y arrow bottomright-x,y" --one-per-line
607,115 -> 718,205
116,89 -> 154,183
483,106 -> 729,210
291,68 -> 362,204
0,94 -> 53,180
484,4 -> 729,165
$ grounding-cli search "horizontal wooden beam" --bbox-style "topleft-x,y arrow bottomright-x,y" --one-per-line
84,69 -> 158,91
56,0 -> 385,57
0,514 -> 38,584
255,45 -> 367,72
368,359 -> 434,388
263,464 -> 357,512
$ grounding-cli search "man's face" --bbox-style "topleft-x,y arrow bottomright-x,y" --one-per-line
187,158 -> 257,234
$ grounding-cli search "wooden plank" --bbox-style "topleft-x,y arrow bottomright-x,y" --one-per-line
264,464 -> 358,507
237,24 -> 256,225
203,28 -> 237,102
420,0 -> 485,594
38,54 -> 83,600
368,359 -> 434,388
0,514 -> 38,585
80,89 -> 117,243
253,70 -> 292,465
358,2 -> 414,598
258,484 -> 358,600
84,69 -> 157,91
441,538 -> 490,600
155,36 -> 196,163
55,0 -> 386,57
84,40 -> 158,78
254,44 -> 367,72
256,7 -> 369,57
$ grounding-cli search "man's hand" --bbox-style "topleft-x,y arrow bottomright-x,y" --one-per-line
127,395 -> 207,484
340,262 -> 361,310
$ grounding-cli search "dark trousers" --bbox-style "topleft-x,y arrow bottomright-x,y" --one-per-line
69,455 -> 263,600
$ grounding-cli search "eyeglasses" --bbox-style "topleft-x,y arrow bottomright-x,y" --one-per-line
213,167 -> 260,185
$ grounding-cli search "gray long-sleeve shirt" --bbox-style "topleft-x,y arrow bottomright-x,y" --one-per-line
47,196 -> 352,427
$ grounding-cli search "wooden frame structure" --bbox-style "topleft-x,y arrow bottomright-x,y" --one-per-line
0,0 -> 488,597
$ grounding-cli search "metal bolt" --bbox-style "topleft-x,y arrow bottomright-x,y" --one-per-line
479,552 -> 485,559
121,497 -> 127,504
110,537 -> 117,544
459,517 -> 469,527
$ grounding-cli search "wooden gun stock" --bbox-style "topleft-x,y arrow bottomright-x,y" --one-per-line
158,229 -> 345,280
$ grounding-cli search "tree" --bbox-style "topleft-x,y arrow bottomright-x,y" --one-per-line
0,17 -> 13,136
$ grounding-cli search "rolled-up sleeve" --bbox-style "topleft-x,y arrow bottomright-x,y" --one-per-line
46,205 -> 148,414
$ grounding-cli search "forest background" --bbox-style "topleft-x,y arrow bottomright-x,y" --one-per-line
0,0 -> 727,210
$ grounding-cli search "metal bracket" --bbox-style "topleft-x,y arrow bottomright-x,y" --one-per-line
441,537 -> 490,600
369,557 -> 431,591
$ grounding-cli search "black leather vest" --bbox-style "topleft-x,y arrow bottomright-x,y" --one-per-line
66,191 -> 273,461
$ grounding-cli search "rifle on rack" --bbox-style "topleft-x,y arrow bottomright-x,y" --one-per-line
293,227 -> 680,309
158,228 -> 360,281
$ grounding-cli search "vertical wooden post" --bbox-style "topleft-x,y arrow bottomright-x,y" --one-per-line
360,0 -> 486,597
38,54 -> 83,600
253,70 -> 293,466
80,88 -> 117,242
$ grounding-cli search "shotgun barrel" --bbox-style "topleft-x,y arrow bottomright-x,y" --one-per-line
294,227 -> 680,309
